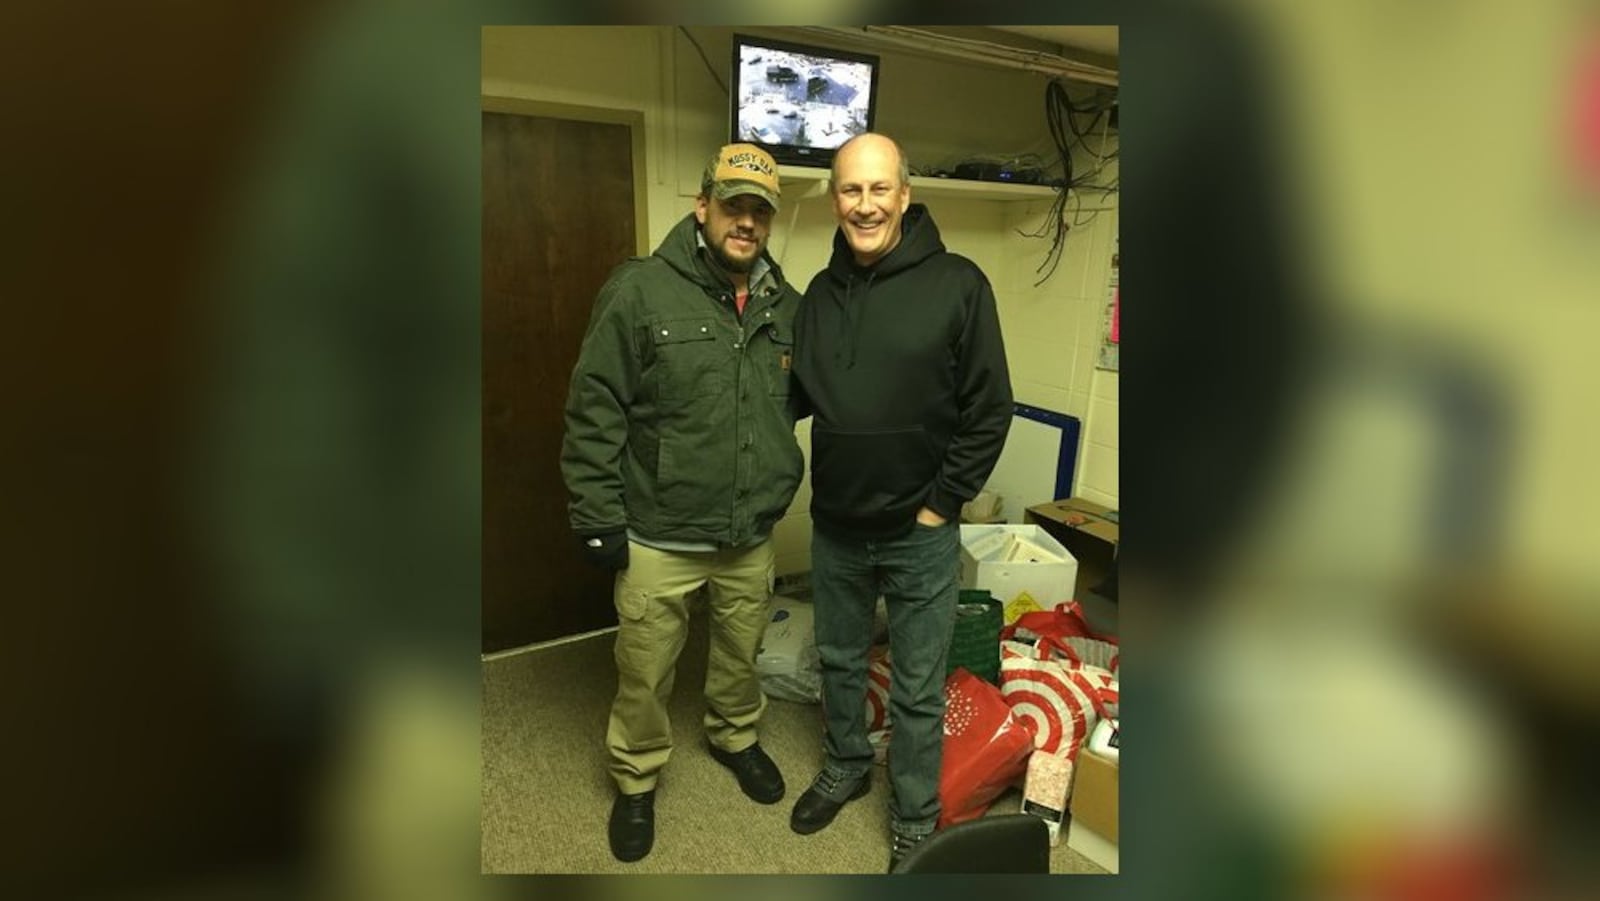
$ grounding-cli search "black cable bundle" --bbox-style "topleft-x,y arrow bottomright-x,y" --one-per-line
1019,79 -> 1120,285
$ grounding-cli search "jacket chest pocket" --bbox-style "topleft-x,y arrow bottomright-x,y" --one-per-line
764,326 -> 794,397
649,317 -> 723,401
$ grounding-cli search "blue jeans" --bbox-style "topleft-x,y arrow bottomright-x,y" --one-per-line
811,520 -> 960,835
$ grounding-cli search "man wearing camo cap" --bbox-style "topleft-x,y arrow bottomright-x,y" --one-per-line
561,143 -> 804,863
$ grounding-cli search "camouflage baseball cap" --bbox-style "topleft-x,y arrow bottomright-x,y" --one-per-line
702,143 -> 782,211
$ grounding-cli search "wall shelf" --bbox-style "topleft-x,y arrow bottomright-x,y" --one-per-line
777,164 -> 1061,202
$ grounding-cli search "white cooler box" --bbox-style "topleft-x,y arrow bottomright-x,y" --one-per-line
959,524 -> 1078,624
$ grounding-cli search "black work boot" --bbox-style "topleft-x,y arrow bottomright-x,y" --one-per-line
789,767 -> 871,835
707,741 -> 785,804
607,788 -> 655,862
887,828 -> 931,872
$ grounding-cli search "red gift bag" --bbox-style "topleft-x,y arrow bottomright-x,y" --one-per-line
938,667 -> 1036,828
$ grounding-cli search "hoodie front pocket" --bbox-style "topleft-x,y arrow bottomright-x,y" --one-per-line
810,425 -> 939,518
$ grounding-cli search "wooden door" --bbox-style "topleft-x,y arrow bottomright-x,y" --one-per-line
482,111 -> 637,652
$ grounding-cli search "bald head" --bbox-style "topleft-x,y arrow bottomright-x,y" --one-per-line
829,132 -> 913,268
831,133 -> 910,190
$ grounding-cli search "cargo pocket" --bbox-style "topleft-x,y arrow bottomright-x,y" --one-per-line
615,559 -> 649,622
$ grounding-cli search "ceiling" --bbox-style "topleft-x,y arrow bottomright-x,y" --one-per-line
988,25 -> 1119,61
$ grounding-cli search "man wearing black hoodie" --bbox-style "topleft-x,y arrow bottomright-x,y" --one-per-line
787,133 -> 1014,870
561,143 -> 805,863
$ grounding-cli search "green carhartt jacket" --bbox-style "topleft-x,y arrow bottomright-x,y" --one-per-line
560,213 -> 804,548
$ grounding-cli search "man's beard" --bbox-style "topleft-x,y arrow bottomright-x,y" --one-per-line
706,231 -> 759,274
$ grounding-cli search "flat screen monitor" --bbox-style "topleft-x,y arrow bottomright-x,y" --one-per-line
730,33 -> 879,168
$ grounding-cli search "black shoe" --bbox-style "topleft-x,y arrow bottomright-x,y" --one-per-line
887,829 -> 931,872
608,789 -> 655,862
707,742 -> 785,804
789,768 -> 870,835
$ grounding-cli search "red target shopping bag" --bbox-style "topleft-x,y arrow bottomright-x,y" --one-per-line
820,644 -> 894,765
998,639 -> 1116,759
864,644 -> 892,763
1036,635 -> 1119,718
937,667 -> 1035,828
1002,600 -> 1120,674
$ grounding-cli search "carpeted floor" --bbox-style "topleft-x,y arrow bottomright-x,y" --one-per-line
481,598 -> 1114,875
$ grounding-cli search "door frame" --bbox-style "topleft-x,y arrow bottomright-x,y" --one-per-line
480,95 -> 650,258
479,97 -> 649,655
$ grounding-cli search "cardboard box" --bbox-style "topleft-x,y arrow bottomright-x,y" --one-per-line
1067,748 -> 1119,872
959,525 -> 1078,624
1024,498 -> 1119,599
1067,816 -> 1119,873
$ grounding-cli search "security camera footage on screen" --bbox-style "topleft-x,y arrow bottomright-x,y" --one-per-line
736,45 -> 871,151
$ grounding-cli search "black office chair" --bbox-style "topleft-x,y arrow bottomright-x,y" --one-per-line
891,814 -> 1051,874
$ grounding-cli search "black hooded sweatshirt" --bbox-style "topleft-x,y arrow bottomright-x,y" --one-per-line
793,203 -> 1013,540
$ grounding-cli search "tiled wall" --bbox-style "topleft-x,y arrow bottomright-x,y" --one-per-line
1079,369 -> 1119,509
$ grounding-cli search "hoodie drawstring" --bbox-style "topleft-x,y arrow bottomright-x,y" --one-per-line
837,276 -> 854,366
846,270 -> 876,368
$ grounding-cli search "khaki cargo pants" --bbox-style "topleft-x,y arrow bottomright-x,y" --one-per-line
606,539 -> 775,794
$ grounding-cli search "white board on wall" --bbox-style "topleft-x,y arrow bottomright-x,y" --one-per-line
982,404 -> 1080,522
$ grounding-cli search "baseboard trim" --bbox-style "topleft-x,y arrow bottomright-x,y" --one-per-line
481,625 -> 619,662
